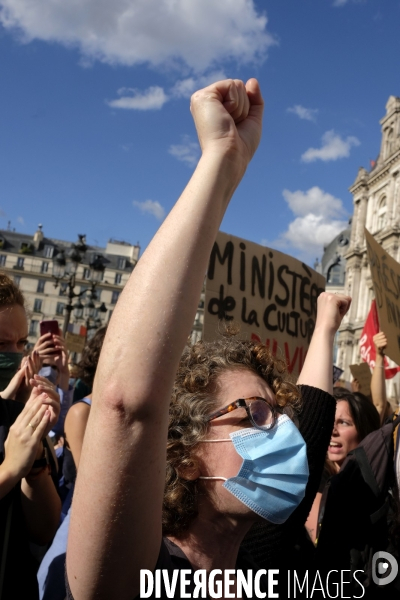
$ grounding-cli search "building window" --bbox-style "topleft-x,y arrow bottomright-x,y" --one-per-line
33,298 -> 42,313
16,257 -> 24,268
41,261 -> 49,273
44,245 -> 54,258
14,276 -> 21,286
37,280 -> 45,293
117,258 -> 126,270
29,320 -> 38,336
83,268 -> 91,280
56,302 -> 65,316
111,291 -> 120,304
114,273 -> 122,285
386,128 -> 394,158
377,197 -> 387,231
59,282 -> 68,296
0,255 -> 6,266
327,264 -> 342,285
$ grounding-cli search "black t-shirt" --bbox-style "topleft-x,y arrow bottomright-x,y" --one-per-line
0,398 -> 40,600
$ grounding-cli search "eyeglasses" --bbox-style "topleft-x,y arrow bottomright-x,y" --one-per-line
206,397 -> 278,431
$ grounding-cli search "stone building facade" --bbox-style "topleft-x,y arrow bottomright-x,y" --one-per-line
336,95 -> 400,401
316,226 -> 351,294
0,226 -> 140,348
0,224 -> 205,351
315,226 -> 351,364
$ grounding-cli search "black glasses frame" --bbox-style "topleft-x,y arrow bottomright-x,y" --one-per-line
206,396 -> 278,431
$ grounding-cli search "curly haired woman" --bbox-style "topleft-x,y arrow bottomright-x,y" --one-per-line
66,79 -> 350,599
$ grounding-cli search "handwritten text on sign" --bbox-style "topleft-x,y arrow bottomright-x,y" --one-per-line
365,228 -> 400,365
204,232 -> 325,376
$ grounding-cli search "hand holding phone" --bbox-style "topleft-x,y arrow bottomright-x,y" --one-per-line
36,320 -> 60,356
39,320 -> 60,337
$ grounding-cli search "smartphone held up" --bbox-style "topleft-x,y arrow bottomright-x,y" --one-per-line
39,320 -> 60,353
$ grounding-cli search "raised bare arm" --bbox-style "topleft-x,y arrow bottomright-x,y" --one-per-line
298,292 -> 351,394
371,331 -> 389,422
67,79 -> 263,600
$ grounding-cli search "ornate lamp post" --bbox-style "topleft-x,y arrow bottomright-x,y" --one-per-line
82,299 -> 108,338
52,235 -> 105,335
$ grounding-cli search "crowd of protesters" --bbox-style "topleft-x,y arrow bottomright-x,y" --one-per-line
1,78 -> 400,600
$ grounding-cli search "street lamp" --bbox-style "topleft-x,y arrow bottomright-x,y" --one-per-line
53,250 -> 66,279
98,302 -> 108,315
89,255 -> 105,282
73,300 -> 84,320
84,298 -> 96,320
52,235 -> 105,335
76,298 -> 108,340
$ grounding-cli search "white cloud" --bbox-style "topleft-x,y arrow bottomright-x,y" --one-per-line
333,0 -> 366,5
171,71 -> 228,98
266,187 -> 348,264
108,86 -> 168,110
287,105 -> 318,122
108,71 -> 228,113
133,199 -> 165,220
17,216 -> 25,225
301,130 -> 360,163
169,135 -> 200,168
108,70 -> 229,114
282,187 -> 345,219
281,214 -> 347,258
0,208 -> 6,217
0,0 -> 275,72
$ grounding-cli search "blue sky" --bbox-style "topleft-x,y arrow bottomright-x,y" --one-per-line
1,0 -> 399,266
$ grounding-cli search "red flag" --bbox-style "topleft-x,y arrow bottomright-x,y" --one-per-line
359,300 -> 400,379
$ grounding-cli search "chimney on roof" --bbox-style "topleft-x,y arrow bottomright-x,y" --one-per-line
33,224 -> 44,249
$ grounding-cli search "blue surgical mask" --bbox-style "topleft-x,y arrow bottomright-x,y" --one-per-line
199,414 -> 309,524
39,365 -> 59,386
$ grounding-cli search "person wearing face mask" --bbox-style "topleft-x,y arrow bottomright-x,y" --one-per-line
0,273 -> 42,402
0,276 -> 27,391
0,273 -> 61,599
64,79 -> 351,600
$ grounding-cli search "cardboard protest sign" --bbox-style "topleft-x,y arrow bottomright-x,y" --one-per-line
365,228 -> 400,365
349,363 -> 372,397
65,332 -> 86,354
204,231 -> 326,376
